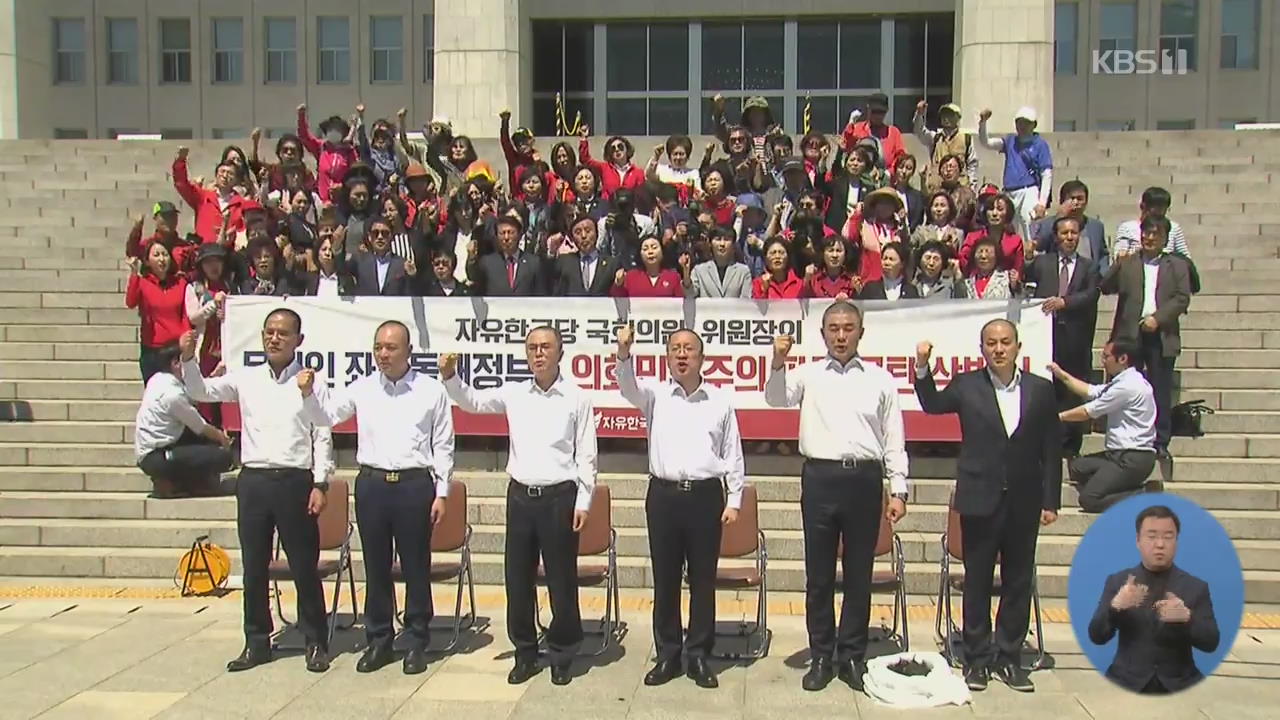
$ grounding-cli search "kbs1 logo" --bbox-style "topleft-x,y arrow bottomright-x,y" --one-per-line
1091,49 -> 1189,75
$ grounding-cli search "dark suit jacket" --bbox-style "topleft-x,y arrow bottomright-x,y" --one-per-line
1100,253 -> 1192,357
897,185 -> 925,231
915,369 -> 1062,516
343,252 -> 413,296
1028,253 -> 1100,375
467,251 -> 545,296
1088,564 -> 1220,693
858,279 -> 921,300
816,174 -> 866,232
423,277 -> 472,296
551,252 -> 622,297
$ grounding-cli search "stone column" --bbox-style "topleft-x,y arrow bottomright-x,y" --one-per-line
431,0 -> 522,137
953,0 -> 1054,133
0,0 -> 17,138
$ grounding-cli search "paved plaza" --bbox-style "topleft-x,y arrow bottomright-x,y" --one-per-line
0,587 -> 1277,720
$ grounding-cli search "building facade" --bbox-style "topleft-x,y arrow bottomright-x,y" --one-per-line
0,0 -> 1273,140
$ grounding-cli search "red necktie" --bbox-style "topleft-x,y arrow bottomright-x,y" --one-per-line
506,256 -> 516,289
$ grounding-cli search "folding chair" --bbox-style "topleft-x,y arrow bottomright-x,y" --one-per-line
537,484 -> 623,655
270,478 -> 358,648
390,479 -> 483,653
711,484 -> 771,659
836,491 -> 909,650
934,493 -> 1045,670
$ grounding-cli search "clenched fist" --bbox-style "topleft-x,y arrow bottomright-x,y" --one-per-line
916,340 -> 933,368
979,109 -> 992,122
616,324 -> 635,359
178,330 -> 198,362
771,335 -> 793,369
614,268 -> 626,287
1155,592 -> 1191,623
439,353 -> 459,380
296,369 -> 316,397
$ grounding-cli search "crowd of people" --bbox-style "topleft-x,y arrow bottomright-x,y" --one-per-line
120,90 -> 1208,697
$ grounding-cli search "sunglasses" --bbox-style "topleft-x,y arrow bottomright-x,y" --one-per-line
608,143 -> 626,151
368,229 -> 390,237
730,136 -> 748,143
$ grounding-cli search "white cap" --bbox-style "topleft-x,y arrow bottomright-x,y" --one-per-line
1014,106 -> 1038,123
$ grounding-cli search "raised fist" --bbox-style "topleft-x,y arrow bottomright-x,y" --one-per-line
652,144 -> 665,159
979,109 -> 993,122
499,109 -> 511,121
772,335 -> 794,363
356,103 -> 366,115
804,264 -> 817,280
915,100 -> 927,114
178,330 -> 198,361
126,256 -> 142,275
916,340 -> 933,367
214,291 -> 227,304
439,353 -> 460,380
296,104 -> 307,113
397,107 -> 407,120
251,127 -> 262,142
616,324 -> 635,357
578,123 -> 590,139
614,268 -> 626,287
405,254 -> 417,276
296,369 -> 316,397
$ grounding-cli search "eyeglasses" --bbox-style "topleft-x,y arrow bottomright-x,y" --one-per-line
729,136 -> 748,143
368,229 -> 390,237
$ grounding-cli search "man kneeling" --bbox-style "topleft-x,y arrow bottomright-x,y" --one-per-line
1049,339 -> 1156,512
134,343 -> 235,498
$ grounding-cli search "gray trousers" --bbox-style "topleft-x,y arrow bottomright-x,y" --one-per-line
1069,450 -> 1157,513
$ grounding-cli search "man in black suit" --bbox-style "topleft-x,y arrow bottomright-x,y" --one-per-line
342,217 -> 414,296
466,215 -> 544,296
550,215 -> 622,297
1028,216 -> 1100,456
915,320 -> 1062,693
1088,504 -> 1219,694
424,248 -> 471,297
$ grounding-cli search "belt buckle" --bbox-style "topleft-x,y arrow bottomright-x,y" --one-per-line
386,471 -> 399,484
840,457 -> 858,469
526,485 -> 544,497
677,479 -> 694,492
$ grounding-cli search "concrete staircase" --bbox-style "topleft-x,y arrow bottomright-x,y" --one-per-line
1,132 -> 1279,605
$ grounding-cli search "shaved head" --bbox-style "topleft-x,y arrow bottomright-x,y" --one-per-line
668,328 -> 704,354
981,318 -> 1019,343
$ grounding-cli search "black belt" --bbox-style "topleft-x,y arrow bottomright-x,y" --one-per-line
804,457 -> 883,471
359,465 -> 431,484
510,480 -> 576,498
242,466 -> 309,475
651,476 -> 722,492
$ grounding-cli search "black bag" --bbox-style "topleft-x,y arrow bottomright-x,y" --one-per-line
1171,399 -> 1214,438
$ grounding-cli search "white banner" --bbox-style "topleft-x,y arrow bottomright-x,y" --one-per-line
224,296 -> 1052,439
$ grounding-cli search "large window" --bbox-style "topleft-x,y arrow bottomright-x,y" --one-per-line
264,18 -> 297,84
1220,0 -> 1258,69
1159,0 -> 1198,71
532,17 -> 949,137
106,18 -> 138,85
53,19 -> 86,85
1098,2 -> 1137,54
1054,3 -> 1078,75
212,18 -> 243,84
531,21 -> 594,136
317,16 -> 350,83
605,23 -> 689,135
423,14 -> 435,82
54,128 -> 89,139
159,19 -> 191,84
370,16 -> 403,83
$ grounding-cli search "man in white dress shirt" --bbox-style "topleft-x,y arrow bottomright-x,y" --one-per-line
1049,338 -> 1157,512
439,326 -> 596,686
765,301 -> 909,693
134,343 -> 235,498
179,308 -> 335,674
616,325 -> 745,689
301,320 -> 453,675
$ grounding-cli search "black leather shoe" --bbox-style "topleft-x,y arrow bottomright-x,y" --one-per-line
550,663 -> 572,686
644,658 -> 682,686
226,643 -> 271,672
802,657 -> 834,691
508,659 -> 539,685
305,643 -> 330,673
836,659 -> 866,691
686,657 -> 718,689
356,641 -> 395,673
994,661 -> 1034,692
402,646 -> 430,675
964,664 -> 990,691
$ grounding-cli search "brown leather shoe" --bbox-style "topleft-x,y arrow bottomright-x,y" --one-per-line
150,477 -> 188,499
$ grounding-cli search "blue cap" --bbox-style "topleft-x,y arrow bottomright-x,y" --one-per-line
737,193 -> 764,210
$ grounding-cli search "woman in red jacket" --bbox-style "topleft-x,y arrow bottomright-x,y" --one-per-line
802,237 -> 862,299
751,237 -> 804,299
958,193 -> 1029,279
125,242 -> 190,383
611,236 -> 688,298
699,164 -> 737,227
578,125 -> 644,199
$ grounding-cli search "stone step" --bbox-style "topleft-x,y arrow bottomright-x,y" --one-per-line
1180,369 -> 1280,390
2,325 -> 137,343
6,379 -> 140,400
0,442 -> 138,467
0,360 -> 137,381
7,400 -> 139,421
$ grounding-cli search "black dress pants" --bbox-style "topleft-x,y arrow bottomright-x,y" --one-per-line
137,430 -> 234,489
646,477 -> 725,661
237,467 -> 328,649
505,481 -> 582,665
356,467 -> 436,648
959,491 -> 1040,669
1070,450 -> 1156,513
1139,332 -> 1177,450
800,458 -> 883,662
